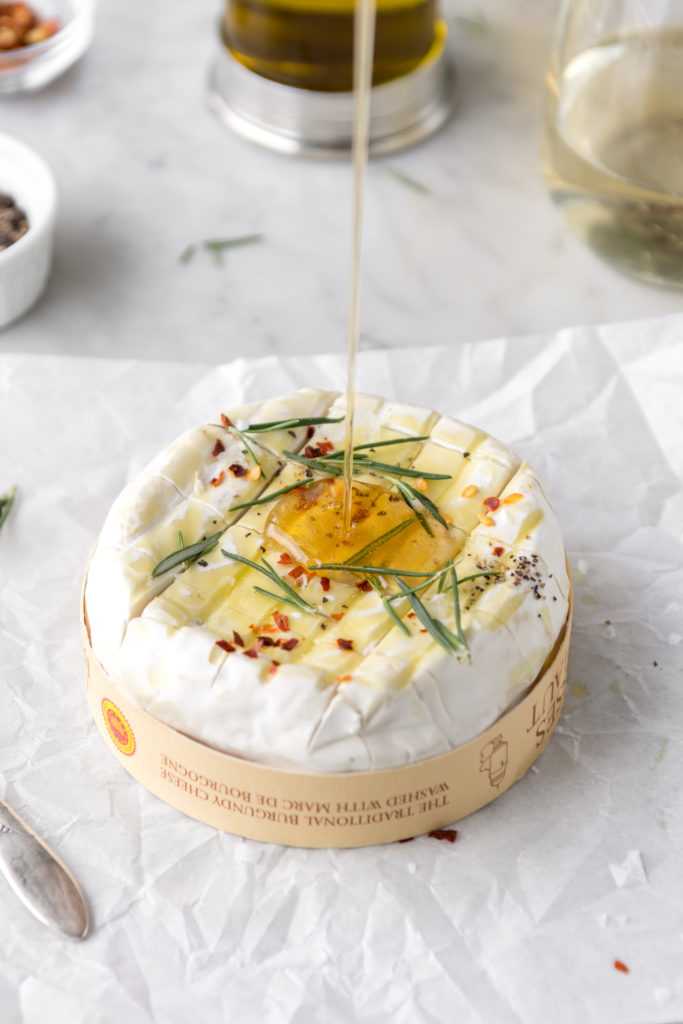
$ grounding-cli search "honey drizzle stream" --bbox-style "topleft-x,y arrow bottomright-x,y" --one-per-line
342,0 -> 377,535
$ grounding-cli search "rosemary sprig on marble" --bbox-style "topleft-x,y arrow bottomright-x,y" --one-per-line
180,234 -> 264,266
385,165 -> 431,196
0,485 -> 16,531
221,550 -> 319,616
151,530 -> 223,578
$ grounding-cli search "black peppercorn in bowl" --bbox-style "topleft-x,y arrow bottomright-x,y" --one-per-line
0,0 -> 94,94
0,132 -> 56,328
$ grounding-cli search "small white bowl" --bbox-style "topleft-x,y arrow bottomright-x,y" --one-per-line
0,133 -> 56,328
0,0 -> 95,95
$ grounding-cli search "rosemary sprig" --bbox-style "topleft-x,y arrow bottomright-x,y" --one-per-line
227,478 -> 316,512
385,165 -> 431,196
151,530 -> 223,578
316,435 -> 431,460
394,478 -> 433,536
229,425 -> 263,471
385,568 -> 499,602
343,518 -> 414,566
282,449 -> 449,481
451,565 -> 465,646
395,577 -> 467,654
352,458 -> 450,481
177,530 -> 184,549
221,550 -> 319,615
310,563 -> 436,578
204,234 -> 264,265
282,450 -> 344,476
243,415 -> 344,434
0,485 -> 16,531
368,576 -> 410,636
394,478 -> 449,530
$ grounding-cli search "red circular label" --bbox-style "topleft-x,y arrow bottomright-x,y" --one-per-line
101,698 -> 136,757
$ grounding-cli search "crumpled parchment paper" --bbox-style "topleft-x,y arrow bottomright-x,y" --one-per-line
1,314 -> 682,1024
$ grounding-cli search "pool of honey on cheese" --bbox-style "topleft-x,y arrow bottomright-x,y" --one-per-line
85,389 -> 569,772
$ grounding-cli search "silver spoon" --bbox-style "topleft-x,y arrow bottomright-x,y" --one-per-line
0,796 -> 89,940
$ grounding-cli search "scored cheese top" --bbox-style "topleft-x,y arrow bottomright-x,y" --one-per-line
85,389 -> 570,773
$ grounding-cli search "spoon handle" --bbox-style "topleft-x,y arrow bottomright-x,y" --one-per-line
0,797 -> 89,940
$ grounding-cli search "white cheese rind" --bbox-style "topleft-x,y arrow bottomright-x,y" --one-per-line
85,389 -> 569,772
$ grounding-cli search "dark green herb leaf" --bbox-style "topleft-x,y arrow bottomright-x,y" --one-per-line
228,478 -> 315,512
394,479 -> 434,536
350,458 -> 450,480
385,165 -> 431,195
394,576 -> 466,654
203,234 -> 264,265
151,530 -> 223,578
243,416 -> 344,434
282,450 -> 344,476
0,485 -> 16,531
222,550 -> 319,615
343,518 -> 414,565
179,244 -> 196,264
368,576 -> 410,636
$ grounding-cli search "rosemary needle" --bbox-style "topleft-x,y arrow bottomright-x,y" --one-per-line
151,531 -> 223,578
0,485 -> 16,531
385,165 -> 431,196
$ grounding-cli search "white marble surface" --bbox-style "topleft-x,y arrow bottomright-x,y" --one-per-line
0,0 -> 680,363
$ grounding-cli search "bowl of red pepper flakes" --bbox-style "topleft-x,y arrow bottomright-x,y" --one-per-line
0,0 -> 94,94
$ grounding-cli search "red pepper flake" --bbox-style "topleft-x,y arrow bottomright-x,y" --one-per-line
319,439 -> 334,455
229,463 -> 247,478
278,552 -> 293,565
306,425 -> 315,439
337,638 -> 353,651
336,674 -> 351,682
212,438 -> 225,457
419,629 -> 428,633
273,611 -> 290,632
210,471 -> 225,487
232,630 -> 245,647
398,837 -> 415,843
269,661 -> 280,675
356,580 -> 372,592
493,546 -> 505,557
484,496 -> 501,511
220,413 -> 233,428
259,623 -> 278,634
613,960 -> 629,974
257,635 -> 277,647
244,640 -> 264,658
428,829 -> 457,843
320,576 -> 331,592
288,565 -> 305,579
407,611 -> 416,619
215,639 -> 235,653
331,612 -> 345,621
281,638 -> 299,652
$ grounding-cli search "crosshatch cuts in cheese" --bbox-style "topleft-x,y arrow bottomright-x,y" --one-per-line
83,389 -> 572,846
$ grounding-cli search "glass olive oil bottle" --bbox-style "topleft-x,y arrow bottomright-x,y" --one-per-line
222,0 -> 441,92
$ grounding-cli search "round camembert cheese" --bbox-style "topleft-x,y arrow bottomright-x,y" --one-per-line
85,389 -> 570,772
